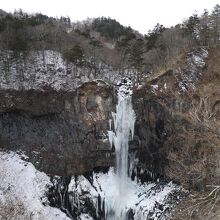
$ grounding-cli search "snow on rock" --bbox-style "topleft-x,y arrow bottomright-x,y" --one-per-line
151,84 -> 159,94
68,168 -> 184,220
0,50 -> 136,92
0,151 -> 70,220
188,48 -> 208,68
79,214 -> 93,220
176,48 -> 208,92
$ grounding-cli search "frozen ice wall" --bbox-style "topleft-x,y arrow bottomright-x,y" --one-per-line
108,79 -> 135,179
107,78 -> 136,219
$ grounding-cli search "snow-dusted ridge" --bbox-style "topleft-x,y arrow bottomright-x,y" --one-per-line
0,151 -> 70,220
149,48 -> 208,95
0,50 -> 136,91
177,48 -> 208,92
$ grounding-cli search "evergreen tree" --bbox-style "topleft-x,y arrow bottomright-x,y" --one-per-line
145,23 -> 165,50
211,4 -> 220,45
63,45 -> 85,67
200,9 -> 210,46
91,17 -> 134,41
185,12 -> 200,44
128,38 -> 145,77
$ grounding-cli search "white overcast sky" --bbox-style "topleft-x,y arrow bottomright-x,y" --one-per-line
1,0 -> 220,34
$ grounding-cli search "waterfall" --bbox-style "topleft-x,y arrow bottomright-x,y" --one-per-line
65,79 -> 183,220
107,79 -> 136,219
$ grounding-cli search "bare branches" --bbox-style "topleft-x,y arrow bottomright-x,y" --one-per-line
189,186 -> 220,220
189,96 -> 216,128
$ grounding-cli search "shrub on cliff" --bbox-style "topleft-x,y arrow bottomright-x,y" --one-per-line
63,45 -> 85,66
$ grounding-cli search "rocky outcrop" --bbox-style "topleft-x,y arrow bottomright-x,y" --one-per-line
132,47 -> 220,190
0,81 -> 115,175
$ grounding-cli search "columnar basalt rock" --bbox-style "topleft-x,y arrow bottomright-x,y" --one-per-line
0,82 -> 115,175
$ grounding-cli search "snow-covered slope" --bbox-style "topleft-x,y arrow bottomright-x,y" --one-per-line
0,151 -> 70,220
0,150 -> 184,220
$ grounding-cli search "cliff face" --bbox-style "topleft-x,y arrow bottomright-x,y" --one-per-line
0,81 -> 115,175
0,50 -> 135,91
1,47 -> 220,191
133,47 -> 220,190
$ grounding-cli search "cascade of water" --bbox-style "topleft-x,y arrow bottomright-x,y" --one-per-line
66,89 -> 182,218
107,79 -> 136,219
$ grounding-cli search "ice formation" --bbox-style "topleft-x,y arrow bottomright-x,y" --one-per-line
106,79 -> 136,219
68,168 -> 183,220
108,79 -> 135,179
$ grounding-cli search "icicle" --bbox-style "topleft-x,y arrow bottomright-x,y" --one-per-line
111,112 -> 117,131
109,119 -> 112,130
76,192 -> 80,210
107,131 -> 115,149
96,199 -> 99,217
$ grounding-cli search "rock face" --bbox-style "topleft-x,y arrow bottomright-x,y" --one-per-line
0,81 -> 115,175
133,47 -> 220,189
0,50 -> 135,91
1,47 -> 220,192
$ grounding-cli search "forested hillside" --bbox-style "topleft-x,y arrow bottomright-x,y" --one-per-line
0,5 -> 219,77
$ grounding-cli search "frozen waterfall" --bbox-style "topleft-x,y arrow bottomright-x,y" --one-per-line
107,79 -> 136,219
108,81 -> 135,179
66,79 -> 183,220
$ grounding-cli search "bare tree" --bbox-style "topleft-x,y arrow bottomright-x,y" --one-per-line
189,96 -> 216,128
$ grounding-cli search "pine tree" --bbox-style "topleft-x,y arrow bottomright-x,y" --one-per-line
145,23 -> 165,50
211,4 -> 220,45
200,9 -> 210,46
128,38 -> 145,81
185,12 -> 200,45
63,45 -> 85,66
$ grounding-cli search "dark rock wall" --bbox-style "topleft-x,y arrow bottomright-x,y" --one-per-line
132,47 -> 220,189
132,96 -> 170,178
0,82 -> 115,175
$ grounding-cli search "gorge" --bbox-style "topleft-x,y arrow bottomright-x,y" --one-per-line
1,6 -> 220,220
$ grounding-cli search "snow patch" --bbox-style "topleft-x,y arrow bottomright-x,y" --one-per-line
151,84 -> 158,94
0,151 -> 70,220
